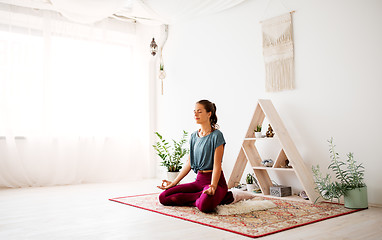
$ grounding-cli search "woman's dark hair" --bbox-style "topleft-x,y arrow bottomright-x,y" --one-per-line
197,99 -> 219,130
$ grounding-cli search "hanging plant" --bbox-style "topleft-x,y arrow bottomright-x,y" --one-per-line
158,60 -> 166,95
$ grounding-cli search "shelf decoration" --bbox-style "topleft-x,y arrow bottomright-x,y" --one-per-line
261,159 -> 273,167
261,12 -> 295,92
281,159 -> 292,168
270,185 -> 292,197
266,124 -> 274,137
254,125 -> 262,138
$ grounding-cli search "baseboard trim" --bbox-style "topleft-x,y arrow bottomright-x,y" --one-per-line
368,203 -> 382,208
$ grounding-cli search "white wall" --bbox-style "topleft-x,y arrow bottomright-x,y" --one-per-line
154,0 -> 382,205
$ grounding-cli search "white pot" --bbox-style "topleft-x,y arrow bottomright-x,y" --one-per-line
247,183 -> 256,192
255,132 -> 262,138
158,70 -> 166,79
167,171 -> 179,182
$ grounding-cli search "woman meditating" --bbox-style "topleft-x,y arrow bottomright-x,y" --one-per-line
158,100 -> 243,213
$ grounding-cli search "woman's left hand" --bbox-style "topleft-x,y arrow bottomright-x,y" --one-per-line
203,185 -> 216,195
157,180 -> 174,190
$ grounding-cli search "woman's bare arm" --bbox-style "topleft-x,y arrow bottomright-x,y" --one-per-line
157,155 -> 191,190
203,144 -> 224,195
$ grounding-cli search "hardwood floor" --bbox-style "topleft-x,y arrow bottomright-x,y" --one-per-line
0,180 -> 381,240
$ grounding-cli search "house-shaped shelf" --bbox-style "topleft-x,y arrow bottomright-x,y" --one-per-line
228,99 -> 320,203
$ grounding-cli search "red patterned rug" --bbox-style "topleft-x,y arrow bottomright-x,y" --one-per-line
109,193 -> 364,238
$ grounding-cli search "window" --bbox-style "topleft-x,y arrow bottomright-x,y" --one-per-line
0,4 -> 151,186
0,6 -> 140,137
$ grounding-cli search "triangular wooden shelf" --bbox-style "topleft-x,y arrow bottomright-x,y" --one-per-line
228,99 -> 320,203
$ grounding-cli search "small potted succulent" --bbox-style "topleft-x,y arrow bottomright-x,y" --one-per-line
153,130 -> 189,181
254,125 -> 262,138
246,173 -> 258,192
159,62 -> 166,80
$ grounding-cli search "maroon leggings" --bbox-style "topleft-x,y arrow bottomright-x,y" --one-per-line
158,171 -> 234,213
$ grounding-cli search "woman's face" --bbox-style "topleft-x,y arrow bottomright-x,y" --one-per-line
194,103 -> 211,125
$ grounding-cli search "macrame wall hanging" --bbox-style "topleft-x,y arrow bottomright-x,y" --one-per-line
261,12 -> 295,92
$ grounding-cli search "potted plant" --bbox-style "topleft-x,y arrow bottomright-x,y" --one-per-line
153,130 -> 189,181
158,62 -> 166,95
312,138 -> 368,208
158,62 -> 166,80
246,173 -> 258,192
254,125 -> 262,138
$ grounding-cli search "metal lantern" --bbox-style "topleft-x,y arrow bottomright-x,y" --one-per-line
150,38 -> 158,56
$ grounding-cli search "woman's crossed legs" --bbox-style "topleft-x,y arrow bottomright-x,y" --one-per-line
158,172 -> 233,213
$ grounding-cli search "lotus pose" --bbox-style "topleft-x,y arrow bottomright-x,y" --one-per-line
158,100 -> 235,213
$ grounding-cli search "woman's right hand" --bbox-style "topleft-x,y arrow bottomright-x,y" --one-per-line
157,180 -> 175,190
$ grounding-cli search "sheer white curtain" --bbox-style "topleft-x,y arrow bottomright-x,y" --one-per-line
0,4 -> 151,187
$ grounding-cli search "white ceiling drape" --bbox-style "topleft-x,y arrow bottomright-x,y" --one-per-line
0,0 -> 247,24
128,0 -> 248,25
50,0 -> 126,24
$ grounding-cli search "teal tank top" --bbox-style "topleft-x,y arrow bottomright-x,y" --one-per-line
190,129 -> 226,173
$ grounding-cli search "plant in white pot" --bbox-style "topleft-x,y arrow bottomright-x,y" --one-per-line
312,138 -> 368,208
153,130 -> 189,182
246,173 -> 259,193
254,125 -> 262,138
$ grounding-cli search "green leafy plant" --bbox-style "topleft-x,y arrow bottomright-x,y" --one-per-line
254,125 -> 262,132
153,130 -> 189,172
312,138 -> 366,203
246,173 -> 257,185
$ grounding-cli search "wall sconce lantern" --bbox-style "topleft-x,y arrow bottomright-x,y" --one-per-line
150,38 -> 158,56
